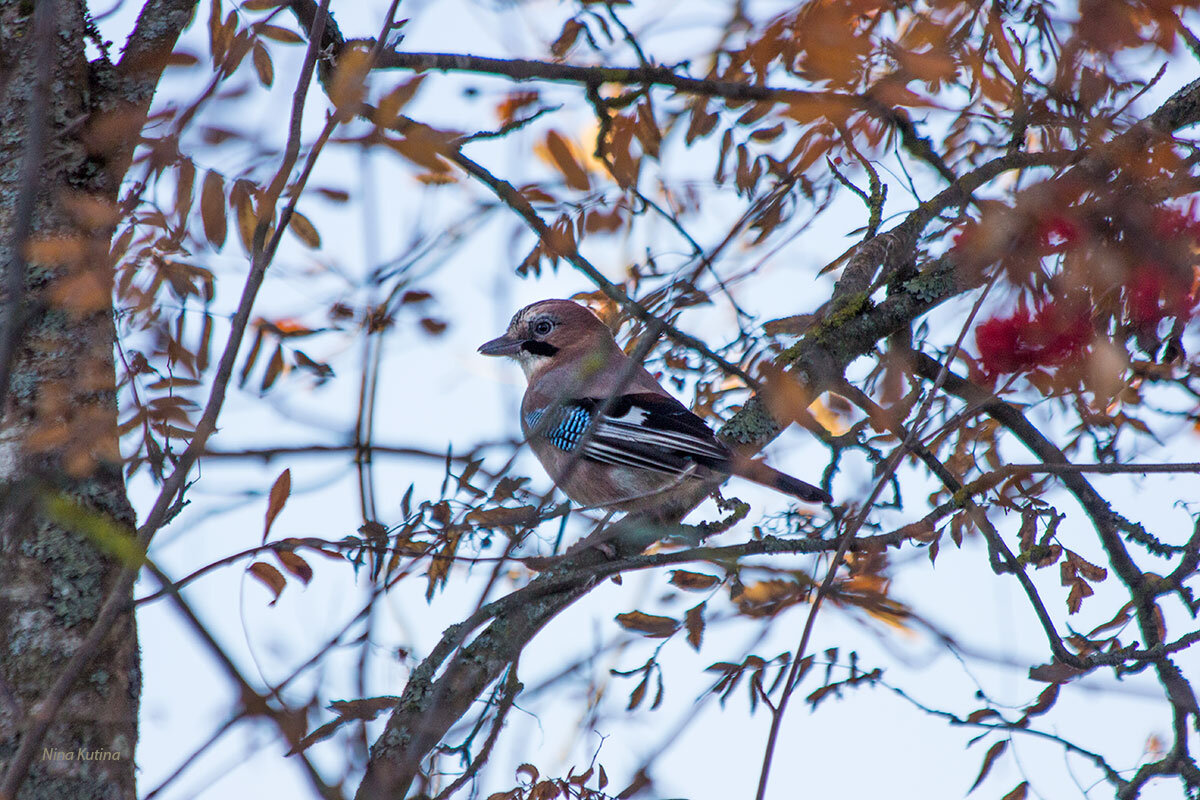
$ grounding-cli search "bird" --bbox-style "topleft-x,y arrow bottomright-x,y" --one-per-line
479,299 -> 831,519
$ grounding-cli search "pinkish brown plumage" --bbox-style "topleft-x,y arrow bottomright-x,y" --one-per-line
479,299 -> 830,518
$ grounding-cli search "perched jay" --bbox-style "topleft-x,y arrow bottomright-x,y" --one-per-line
479,299 -> 831,518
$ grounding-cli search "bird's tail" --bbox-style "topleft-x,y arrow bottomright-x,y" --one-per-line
730,455 -> 832,504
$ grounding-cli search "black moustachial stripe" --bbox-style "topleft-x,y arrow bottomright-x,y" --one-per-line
521,340 -> 559,356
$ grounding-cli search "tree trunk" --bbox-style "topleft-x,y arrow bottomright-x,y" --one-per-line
0,2 -> 139,797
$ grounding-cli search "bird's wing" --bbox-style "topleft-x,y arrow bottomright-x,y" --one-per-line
526,392 -> 730,475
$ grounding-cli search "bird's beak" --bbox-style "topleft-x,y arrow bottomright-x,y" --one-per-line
478,335 -> 524,357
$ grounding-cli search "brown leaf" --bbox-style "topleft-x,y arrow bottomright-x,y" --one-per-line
969,740 -> 1007,793
669,570 -> 720,591
545,131 -> 590,191
762,313 -> 819,336
387,128 -> 454,173
736,579 -> 805,617
260,344 -> 285,392
329,696 -> 400,719
614,611 -> 679,638
257,24 -> 303,43
1086,601 -> 1134,638
627,673 -> 648,710
497,91 -> 540,125
425,532 -> 461,599
605,115 -> 640,188
251,40 -> 273,86
750,122 -> 785,142
165,50 -> 199,67
760,365 -> 814,428
1067,549 -> 1108,582
1021,683 -> 1059,718
25,236 -> 85,266
329,46 -> 371,119
315,187 -> 350,203
289,696 -> 400,755
263,468 -> 291,541
893,517 -> 936,542
685,602 -> 706,651
375,75 -> 426,125
1066,578 -> 1093,614
238,326 -> 265,387
175,159 -> 195,220
1017,510 -> 1036,553
685,100 -> 718,144
550,19 -> 583,58
276,550 -> 312,585
233,180 -> 259,252
289,211 -> 321,248
400,289 -> 432,304
419,317 -> 448,335
248,561 -> 286,604
1001,782 -> 1029,800
965,708 -> 1001,723
1028,659 -> 1087,684
465,506 -> 540,529
200,171 -> 227,248
633,102 -> 661,158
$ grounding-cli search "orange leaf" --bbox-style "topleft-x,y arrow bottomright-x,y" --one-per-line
263,468 -> 291,541
329,45 -> 371,119
545,130 -> 590,191
375,75 -> 426,126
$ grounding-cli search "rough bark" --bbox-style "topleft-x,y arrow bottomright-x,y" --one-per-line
0,2 -> 196,798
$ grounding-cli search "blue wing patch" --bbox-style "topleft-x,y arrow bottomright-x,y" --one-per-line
525,405 -> 594,452
525,394 -> 730,478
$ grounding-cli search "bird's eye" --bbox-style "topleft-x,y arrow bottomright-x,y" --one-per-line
532,319 -> 553,336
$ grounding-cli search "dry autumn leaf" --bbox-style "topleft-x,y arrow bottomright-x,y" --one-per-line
544,130 -> 591,191
248,561 -> 286,604
263,467 -> 291,541
669,570 -> 721,591
289,211 -> 320,248
685,603 -> 706,651
614,611 -> 679,638
275,549 -> 312,585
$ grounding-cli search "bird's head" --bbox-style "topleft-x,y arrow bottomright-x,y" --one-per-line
478,299 -> 616,380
